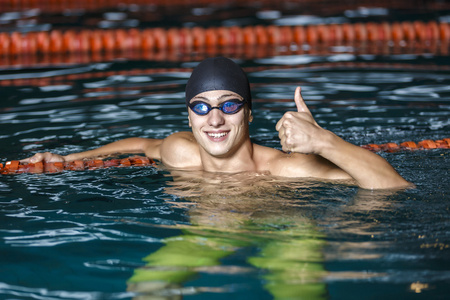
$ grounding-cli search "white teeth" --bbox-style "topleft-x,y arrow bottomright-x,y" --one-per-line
208,132 -> 227,138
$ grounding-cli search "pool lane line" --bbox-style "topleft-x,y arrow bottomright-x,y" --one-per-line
361,138 -> 450,152
0,21 -> 448,57
0,156 -> 155,175
1,139 -> 448,174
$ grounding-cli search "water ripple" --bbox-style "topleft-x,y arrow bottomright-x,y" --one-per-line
4,225 -> 161,247
0,64 -> 110,80
0,282 -> 134,300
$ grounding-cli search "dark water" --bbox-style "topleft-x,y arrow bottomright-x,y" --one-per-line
1,3 -> 450,300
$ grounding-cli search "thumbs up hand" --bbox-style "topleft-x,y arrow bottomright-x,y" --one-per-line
275,87 -> 325,154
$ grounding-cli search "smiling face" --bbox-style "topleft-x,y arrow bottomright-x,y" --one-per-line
188,90 -> 252,158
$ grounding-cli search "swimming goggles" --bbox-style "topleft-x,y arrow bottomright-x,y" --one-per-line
188,99 -> 246,116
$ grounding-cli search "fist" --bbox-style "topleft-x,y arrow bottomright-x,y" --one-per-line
275,87 -> 323,154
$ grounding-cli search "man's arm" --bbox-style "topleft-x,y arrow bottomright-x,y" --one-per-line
20,137 -> 163,163
275,87 -> 410,190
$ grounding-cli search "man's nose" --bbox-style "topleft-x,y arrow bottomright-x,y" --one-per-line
207,108 -> 225,127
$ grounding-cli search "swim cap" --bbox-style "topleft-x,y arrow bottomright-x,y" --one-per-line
185,57 -> 251,109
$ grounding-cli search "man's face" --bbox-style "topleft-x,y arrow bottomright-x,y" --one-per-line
188,90 -> 251,158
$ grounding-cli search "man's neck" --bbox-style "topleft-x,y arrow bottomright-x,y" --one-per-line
199,139 -> 256,173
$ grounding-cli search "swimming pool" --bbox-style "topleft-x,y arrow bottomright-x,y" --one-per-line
1,2 -> 449,300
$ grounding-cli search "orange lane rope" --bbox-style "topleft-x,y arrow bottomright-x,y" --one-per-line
0,156 -> 155,175
1,139 -> 448,174
1,41 -> 448,69
0,21 -> 449,57
361,138 -> 450,152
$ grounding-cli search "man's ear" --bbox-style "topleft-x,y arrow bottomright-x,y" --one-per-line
188,114 -> 192,127
248,110 -> 253,123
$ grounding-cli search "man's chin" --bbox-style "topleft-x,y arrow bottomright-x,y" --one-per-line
202,143 -> 234,158
207,149 -> 231,158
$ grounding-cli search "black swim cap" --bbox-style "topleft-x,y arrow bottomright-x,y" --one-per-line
185,57 -> 251,109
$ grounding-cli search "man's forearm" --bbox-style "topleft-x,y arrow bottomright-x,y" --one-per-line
319,131 -> 410,189
63,138 -> 150,161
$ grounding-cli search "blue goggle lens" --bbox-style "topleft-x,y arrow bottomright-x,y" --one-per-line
189,100 -> 245,115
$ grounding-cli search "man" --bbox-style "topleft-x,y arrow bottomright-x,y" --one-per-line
21,57 -> 410,189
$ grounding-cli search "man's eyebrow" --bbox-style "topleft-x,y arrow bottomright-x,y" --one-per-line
218,93 -> 240,100
192,93 -> 241,102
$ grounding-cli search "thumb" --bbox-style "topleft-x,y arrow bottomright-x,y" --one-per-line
294,86 -> 312,115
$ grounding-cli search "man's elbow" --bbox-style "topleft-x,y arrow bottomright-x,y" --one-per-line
360,177 -> 412,190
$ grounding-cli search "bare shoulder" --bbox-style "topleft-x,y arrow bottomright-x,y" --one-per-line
253,144 -> 351,180
253,144 -> 312,176
160,131 -> 202,169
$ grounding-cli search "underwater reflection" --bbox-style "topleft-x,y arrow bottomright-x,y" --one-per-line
127,171 -> 333,299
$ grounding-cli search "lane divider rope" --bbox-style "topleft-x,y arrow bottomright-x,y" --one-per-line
1,41 -> 448,69
1,139 -> 448,174
1,21 -> 449,56
0,156 -> 155,174
361,138 -> 450,152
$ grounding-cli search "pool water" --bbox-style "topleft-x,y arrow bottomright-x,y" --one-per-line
1,4 -> 450,300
